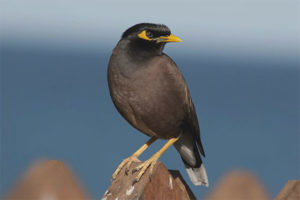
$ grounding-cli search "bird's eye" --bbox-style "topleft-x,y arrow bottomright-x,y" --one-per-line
146,31 -> 154,38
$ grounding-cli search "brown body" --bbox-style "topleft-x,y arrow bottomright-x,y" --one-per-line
109,47 -> 192,139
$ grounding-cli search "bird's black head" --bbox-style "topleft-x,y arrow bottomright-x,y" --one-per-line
121,23 -> 181,55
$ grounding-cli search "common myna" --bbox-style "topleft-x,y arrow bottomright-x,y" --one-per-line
108,23 -> 208,186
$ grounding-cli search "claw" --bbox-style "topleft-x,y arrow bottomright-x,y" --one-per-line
111,156 -> 139,180
133,156 -> 159,182
111,137 -> 177,183
124,162 -> 131,175
111,137 -> 157,181
132,163 -> 143,173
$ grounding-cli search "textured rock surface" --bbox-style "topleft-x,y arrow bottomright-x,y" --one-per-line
4,160 -> 89,200
102,161 -> 195,200
275,180 -> 300,200
4,159 -> 298,200
205,171 -> 270,200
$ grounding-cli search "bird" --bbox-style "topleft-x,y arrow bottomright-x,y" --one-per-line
107,23 -> 208,186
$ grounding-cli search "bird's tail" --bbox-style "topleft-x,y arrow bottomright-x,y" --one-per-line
174,133 -> 209,187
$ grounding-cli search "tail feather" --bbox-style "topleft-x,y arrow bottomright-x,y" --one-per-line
174,133 -> 209,186
185,163 -> 209,186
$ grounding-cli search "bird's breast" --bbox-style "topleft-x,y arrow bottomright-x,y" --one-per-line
108,54 -> 187,139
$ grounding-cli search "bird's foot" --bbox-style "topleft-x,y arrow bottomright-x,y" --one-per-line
132,153 -> 159,183
111,155 -> 140,181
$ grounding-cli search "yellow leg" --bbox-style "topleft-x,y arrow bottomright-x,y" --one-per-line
133,137 -> 180,183
111,136 -> 157,180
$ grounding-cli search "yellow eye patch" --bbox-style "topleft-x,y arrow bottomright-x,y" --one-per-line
137,30 -> 182,43
137,30 -> 152,40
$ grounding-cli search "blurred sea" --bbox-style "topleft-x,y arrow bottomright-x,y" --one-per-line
1,44 -> 299,198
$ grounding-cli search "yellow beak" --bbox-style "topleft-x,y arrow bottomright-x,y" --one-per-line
158,34 -> 182,43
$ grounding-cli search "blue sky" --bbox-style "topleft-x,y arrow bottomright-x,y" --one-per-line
2,0 -> 299,56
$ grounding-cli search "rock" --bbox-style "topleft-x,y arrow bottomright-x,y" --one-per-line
205,171 -> 270,200
4,160 -> 89,200
102,161 -> 195,200
275,180 -> 300,200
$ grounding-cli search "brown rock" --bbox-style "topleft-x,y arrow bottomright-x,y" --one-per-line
4,160 -> 89,200
275,180 -> 300,200
102,161 -> 195,200
205,171 -> 270,200
169,170 -> 196,200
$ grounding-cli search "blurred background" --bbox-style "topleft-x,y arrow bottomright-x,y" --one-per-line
1,0 -> 299,199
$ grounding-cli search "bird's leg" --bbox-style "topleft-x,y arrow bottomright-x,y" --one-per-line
133,137 -> 180,183
111,136 -> 157,180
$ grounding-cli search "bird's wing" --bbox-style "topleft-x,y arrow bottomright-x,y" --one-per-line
185,96 -> 206,157
163,54 -> 206,157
